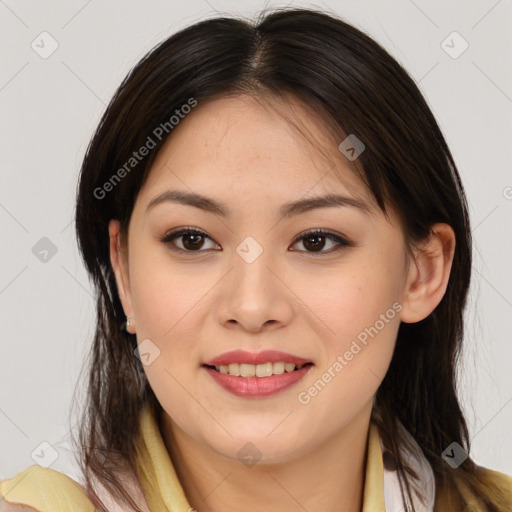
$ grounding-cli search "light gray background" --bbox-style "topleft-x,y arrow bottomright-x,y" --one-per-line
1,0 -> 511,482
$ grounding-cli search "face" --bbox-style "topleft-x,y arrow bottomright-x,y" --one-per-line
110,93 -> 415,464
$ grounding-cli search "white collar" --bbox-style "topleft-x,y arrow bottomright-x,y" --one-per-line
380,422 -> 436,511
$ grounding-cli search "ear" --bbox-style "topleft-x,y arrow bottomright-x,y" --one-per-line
399,223 -> 456,324
108,219 -> 136,334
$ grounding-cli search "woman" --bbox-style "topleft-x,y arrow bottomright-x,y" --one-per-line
1,7 -> 511,512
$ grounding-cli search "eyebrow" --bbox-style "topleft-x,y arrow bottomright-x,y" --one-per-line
146,189 -> 374,218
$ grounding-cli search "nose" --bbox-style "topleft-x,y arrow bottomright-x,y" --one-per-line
215,247 -> 294,333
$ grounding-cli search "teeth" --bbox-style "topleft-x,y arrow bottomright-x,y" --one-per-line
273,362 -> 285,375
214,362 -> 305,377
228,363 -> 240,376
256,362 -> 273,377
240,364 -> 255,377
284,363 -> 296,373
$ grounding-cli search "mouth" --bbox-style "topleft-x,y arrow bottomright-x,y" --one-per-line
201,362 -> 314,398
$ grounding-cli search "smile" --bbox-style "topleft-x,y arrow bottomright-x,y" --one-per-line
204,362 -> 311,377
202,362 -> 314,398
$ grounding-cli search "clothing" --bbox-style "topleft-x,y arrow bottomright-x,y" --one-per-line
1,404 -> 511,511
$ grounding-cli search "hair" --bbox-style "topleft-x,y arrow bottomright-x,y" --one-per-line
71,6 -> 509,512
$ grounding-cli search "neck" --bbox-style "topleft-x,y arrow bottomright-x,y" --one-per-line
160,404 -> 372,512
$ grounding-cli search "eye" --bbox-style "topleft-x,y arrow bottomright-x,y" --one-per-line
160,227 -> 219,253
290,228 -> 352,254
160,227 -> 352,255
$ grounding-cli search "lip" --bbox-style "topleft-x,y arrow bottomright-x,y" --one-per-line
203,363 -> 313,398
203,350 -> 312,366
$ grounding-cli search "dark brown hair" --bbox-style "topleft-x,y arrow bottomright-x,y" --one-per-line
72,6 -> 509,511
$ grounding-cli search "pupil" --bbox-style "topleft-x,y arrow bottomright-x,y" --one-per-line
184,234 -> 204,250
304,235 -> 324,252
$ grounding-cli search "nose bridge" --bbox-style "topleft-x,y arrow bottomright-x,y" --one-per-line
232,234 -> 274,292
216,233 -> 292,330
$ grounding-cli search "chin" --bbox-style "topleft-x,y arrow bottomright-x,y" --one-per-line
206,433 -> 303,466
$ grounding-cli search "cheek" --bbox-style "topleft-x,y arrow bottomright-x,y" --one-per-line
295,258 -> 401,395
295,280 -> 399,435
127,254 -> 211,400
128,247 -> 211,339
128,255 -> 205,427
295,257 -> 400,343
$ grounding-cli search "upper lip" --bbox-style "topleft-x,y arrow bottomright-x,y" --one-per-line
203,350 -> 312,367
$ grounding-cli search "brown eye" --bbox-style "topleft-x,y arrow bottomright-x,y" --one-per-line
300,233 -> 328,252
161,228 -> 219,252
291,229 -> 352,254
180,232 -> 206,250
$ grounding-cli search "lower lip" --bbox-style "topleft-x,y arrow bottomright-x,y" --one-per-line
202,364 -> 313,398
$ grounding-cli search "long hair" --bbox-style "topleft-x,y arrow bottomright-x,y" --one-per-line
72,7 -> 509,511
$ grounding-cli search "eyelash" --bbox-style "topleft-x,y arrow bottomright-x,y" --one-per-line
159,227 -> 352,255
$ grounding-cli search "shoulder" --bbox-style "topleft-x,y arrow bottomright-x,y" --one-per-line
477,465 -> 512,498
435,465 -> 512,511
0,465 -> 95,512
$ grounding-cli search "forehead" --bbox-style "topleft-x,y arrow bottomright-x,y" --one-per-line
138,93 -> 376,213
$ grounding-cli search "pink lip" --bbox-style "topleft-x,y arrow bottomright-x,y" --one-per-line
203,364 -> 313,398
203,350 -> 312,366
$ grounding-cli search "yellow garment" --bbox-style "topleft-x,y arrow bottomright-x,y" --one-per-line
1,404 -> 511,511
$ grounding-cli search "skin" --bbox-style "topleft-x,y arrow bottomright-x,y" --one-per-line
109,93 -> 455,512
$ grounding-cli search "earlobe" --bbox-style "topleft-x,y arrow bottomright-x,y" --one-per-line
108,219 -> 136,333
399,223 -> 456,324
